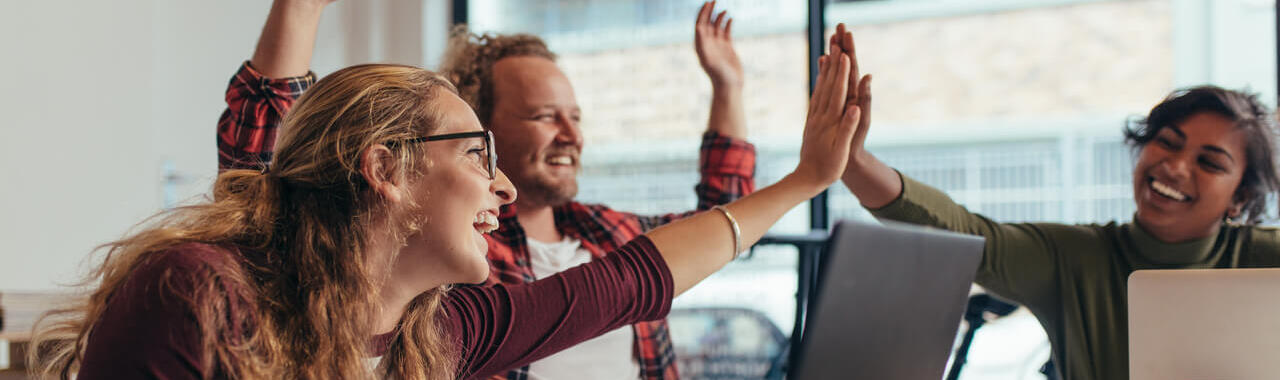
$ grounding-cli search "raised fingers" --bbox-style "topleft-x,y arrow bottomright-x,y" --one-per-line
697,2 -> 713,29
857,74 -> 872,108
827,54 -> 851,116
851,75 -> 873,149
811,51 -> 850,122
839,105 -> 863,145
809,55 -> 832,116
844,29 -> 859,101
829,25 -> 841,56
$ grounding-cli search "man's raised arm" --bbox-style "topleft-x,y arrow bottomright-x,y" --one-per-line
217,0 -> 334,171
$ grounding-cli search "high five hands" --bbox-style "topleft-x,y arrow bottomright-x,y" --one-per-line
790,23 -> 864,192
827,25 -> 900,208
829,24 -> 874,173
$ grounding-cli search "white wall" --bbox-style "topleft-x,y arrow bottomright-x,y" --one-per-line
0,0 -> 448,291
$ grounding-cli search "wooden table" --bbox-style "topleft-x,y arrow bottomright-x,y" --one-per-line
1,292 -> 77,373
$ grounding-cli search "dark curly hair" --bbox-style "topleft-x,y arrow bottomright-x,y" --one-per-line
438,25 -> 557,125
1124,85 -> 1280,224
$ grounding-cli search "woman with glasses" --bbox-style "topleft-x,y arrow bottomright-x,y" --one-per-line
28,33 -> 865,380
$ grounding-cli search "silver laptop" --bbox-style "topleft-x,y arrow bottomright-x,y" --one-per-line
791,220 -> 984,380
1128,268 -> 1280,380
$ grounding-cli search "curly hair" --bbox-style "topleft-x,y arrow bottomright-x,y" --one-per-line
1124,85 -> 1280,224
438,25 -> 557,125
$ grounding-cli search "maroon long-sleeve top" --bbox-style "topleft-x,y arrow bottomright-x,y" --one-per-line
76,236 -> 672,379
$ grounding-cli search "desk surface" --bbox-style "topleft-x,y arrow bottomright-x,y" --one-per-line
0,331 -> 29,342
1,292 -> 78,343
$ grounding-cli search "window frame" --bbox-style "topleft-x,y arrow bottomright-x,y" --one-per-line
450,0 -> 1280,373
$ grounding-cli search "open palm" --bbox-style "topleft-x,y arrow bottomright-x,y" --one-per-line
694,1 -> 743,88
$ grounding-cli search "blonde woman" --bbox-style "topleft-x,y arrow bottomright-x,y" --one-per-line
29,31 -> 864,380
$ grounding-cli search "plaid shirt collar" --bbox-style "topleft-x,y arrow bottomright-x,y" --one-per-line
502,202 -> 635,247
486,202 -> 642,283
486,202 -> 677,380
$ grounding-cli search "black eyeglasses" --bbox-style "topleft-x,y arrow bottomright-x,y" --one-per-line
395,130 -> 497,180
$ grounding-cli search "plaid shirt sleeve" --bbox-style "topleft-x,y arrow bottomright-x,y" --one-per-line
634,131 -> 756,231
217,61 -> 316,171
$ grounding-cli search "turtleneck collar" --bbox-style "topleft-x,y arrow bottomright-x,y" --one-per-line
1124,220 -> 1226,267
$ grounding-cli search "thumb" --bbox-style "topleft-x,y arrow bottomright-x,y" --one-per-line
850,75 -> 873,150
838,105 -> 862,144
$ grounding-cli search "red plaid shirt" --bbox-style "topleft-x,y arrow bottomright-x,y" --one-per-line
216,62 -> 757,380
217,63 -> 315,171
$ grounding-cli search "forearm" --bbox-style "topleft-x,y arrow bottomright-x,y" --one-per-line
446,238 -> 672,377
706,83 -> 747,139
250,0 -> 327,78
866,173 -> 1065,303
646,174 -> 819,296
842,150 -> 902,209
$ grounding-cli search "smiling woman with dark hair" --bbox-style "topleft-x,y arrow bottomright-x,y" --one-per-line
831,28 -> 1280,380
1122,85 -> 1280,228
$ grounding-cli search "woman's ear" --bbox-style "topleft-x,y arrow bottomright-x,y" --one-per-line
360,144 -> 404,204
1226,201 -> 1244,221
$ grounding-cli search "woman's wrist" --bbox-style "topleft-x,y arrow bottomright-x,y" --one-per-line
779,171 -> 833,200
850,150 -> 877,172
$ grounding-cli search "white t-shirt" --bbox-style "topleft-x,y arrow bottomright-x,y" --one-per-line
524,237 -> 641,380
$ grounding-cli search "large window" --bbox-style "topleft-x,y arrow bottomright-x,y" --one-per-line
827,0 -> 1275,379
467,0 -> 809,377
464,0 -> 1277,379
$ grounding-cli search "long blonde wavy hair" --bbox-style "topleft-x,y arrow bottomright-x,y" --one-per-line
31,64 -> 463,380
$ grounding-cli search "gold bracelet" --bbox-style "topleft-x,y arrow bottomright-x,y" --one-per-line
711,205 -> 742,260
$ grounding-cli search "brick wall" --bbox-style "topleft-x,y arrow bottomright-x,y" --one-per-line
559,0 -> 1172,146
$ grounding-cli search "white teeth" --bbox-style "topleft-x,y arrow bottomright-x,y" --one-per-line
547,156 -> 573,166
474,213 -> 499,234
1151,179 -> 1189,202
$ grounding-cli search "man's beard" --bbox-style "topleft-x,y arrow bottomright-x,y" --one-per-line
513,169 -> 578,208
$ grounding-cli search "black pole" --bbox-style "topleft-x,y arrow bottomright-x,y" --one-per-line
752,234 -> 825,377
788,0 -> 827,373
807,0 -> 829,232
946,320 -> 982,380
946,294 -> 1019,380
451,0 -> 468,27
807,0 -> 826,97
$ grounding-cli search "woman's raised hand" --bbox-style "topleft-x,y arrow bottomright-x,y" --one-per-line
789,23 -> 862,194
830,24 -> 874,174
827,24 -> 903,209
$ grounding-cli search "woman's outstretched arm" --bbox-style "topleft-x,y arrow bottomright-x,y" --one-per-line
649,39 -> 862,296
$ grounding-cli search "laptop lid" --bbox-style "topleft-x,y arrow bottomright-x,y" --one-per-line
1128,268 -> 1280,380
791,220 -> 984,380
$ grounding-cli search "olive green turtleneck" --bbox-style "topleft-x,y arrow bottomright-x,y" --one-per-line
869,174 -> 1280,380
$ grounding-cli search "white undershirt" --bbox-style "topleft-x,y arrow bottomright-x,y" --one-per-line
524,236 -> 641,380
